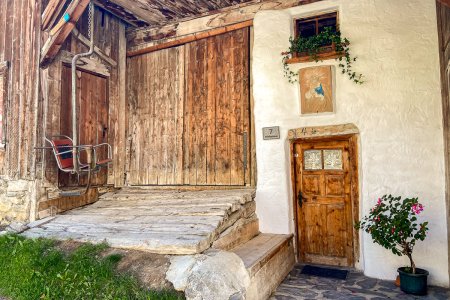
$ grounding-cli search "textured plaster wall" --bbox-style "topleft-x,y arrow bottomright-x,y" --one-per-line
252,0 -> 449,286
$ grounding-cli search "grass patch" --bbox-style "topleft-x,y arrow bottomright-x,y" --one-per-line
0,234 -> 183,300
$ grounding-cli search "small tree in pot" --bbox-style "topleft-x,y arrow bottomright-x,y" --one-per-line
355,195 -> 429,295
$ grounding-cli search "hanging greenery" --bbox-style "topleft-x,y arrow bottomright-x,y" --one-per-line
282,27 -> 364,84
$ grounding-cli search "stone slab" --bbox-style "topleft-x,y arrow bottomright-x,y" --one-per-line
271,265 -> 450,300
228,233 -> 295,300
23,188 -> 255,255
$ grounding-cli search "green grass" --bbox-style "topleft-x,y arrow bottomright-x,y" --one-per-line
0,234 -> 183,300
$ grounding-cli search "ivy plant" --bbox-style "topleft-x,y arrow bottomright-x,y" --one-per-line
355,195 -> 429,274
282,27 -> 364,84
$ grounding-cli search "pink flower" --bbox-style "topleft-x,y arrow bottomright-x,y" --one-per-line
391,226 -> 395,234
412,203 -> 424,215
377,198 -> 382,206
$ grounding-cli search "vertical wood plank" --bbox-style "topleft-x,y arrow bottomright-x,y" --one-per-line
126,46 -> 185,185
183,28 -> 249,186
114,22 -> 127,187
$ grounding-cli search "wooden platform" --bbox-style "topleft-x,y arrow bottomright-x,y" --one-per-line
24,188 -> 256,254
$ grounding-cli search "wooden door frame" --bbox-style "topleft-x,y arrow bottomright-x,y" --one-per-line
290,132 -> 360,266
42,53 -> 112,188
59,64 -> 110,188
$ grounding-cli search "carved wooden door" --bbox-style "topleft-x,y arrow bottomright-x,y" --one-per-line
294,139 -> 354,266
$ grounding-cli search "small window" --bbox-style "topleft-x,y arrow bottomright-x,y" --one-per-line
304,149 -> 343,170
0,62 -> 8,148
295,12 -> 338,44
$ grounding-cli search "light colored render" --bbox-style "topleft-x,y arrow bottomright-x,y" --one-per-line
252,0 -> 449,286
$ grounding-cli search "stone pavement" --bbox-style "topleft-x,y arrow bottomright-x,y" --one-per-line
271,265 -> 450,300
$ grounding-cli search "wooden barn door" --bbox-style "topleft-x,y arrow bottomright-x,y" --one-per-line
184,28 -> 250,185
60,66 -> 109,187
126,28 -> 250,186
294,139 -> 355,267
127,46 -> 185,185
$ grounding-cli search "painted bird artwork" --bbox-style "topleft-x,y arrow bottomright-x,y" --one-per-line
314,83 -> 325,97
299,66 -> 334,114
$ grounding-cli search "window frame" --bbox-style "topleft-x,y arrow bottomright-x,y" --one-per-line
292,11 -> 340,60
0,61 -> 9,149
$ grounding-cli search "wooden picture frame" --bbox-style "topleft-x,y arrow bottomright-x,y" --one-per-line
299,65 -> 335,115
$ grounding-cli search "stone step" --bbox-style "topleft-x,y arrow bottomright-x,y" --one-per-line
25,188 -> 257,255
232,233 -> 295,300
212,217 -> 260,251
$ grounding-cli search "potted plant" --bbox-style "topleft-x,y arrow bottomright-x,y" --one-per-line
282,26 -> 364,84
355,195 -> 429,295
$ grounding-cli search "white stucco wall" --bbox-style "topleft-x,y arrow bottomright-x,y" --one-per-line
252,0 -> 449,286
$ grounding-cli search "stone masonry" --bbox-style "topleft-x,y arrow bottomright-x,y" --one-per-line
0,178 -> 34,225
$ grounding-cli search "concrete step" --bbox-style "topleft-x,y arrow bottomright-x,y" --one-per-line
232,233 -> 295,300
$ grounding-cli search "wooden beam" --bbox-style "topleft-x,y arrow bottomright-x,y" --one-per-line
71,28 -> 117,67
93,0 -> 147,27
106,0 -> 263,28
42,0 -> 66,30
40,0 -> 91,68
59,50 -> 110,77
127,20 -> 253,57
127,0 -> 323,51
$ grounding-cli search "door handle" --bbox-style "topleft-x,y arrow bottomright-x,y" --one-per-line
298,191 -> 303,208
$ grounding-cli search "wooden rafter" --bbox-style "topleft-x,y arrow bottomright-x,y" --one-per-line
93,0 -> 147,27
127,0 -> 324,54
40,0 -> 91,68
42,0 -> 66,30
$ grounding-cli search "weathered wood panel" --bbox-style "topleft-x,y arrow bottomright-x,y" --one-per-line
127,46 -> 185,185
39,7 -> 127,189
127,20 -> 253,57
184,28 -> 250,185
126,0 -> 323,53
0,0 -> 42,180
37,188 -> 99,219
126,28 -> 250,186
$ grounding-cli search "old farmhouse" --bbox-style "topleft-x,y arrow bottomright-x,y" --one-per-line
0,0 -> 450,298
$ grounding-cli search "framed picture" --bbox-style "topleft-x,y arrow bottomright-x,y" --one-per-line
299,65 -> 334,115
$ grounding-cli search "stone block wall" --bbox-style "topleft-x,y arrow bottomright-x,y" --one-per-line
0,178 -> 33,225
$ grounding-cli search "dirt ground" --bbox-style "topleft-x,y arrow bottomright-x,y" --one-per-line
57,240 -> 173,290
